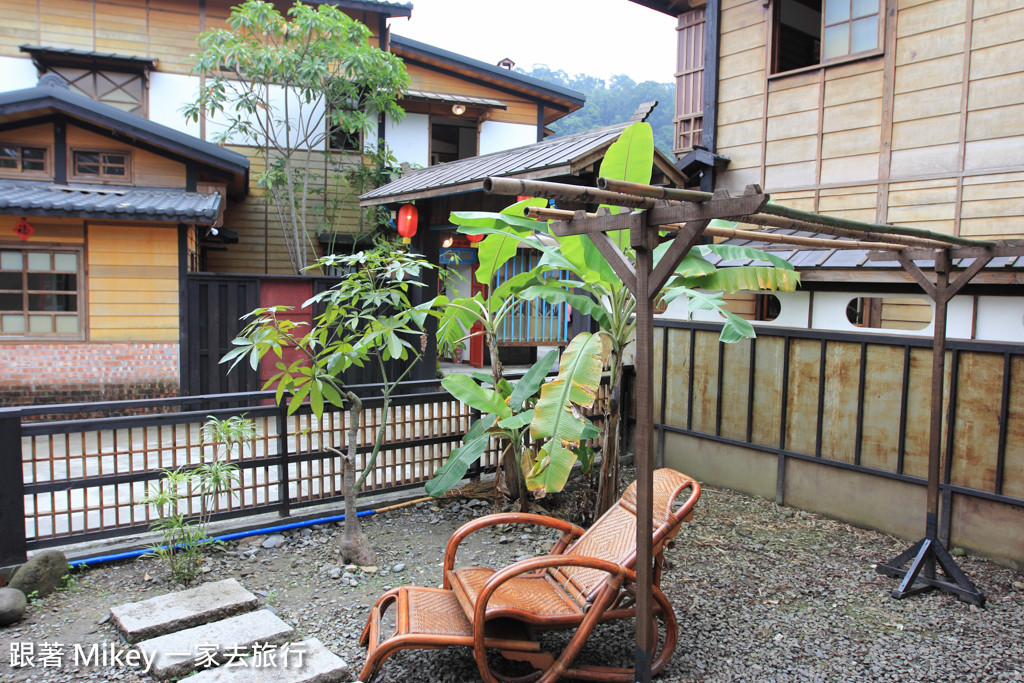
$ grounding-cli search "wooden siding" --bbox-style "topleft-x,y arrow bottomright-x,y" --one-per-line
86,223 -> 178,342
2,0 -> 383,74
404,62 -> 539,126
0,216 -> 83,245
206,146 -> 364,275
67,125 -> 186,186
713,0 -> 1024,241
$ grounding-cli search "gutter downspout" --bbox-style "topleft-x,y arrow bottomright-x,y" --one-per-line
701,0 -> 722,193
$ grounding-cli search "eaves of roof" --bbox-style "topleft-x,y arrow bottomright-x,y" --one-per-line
390,35 -> 586,113
0,179 -> 222,224
312,0 -> 412,18
360,121 -> 631,205
0,84 -> 249,180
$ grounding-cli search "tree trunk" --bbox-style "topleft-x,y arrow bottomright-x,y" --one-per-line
595,348 -> 624,519
487,328 -> 525,506
338,393 -> 376,566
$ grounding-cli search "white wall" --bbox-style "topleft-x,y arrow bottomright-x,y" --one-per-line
976,296 -> 1024,342
149,72 -> 203,139
479,121 -> 536,155
0,57 -> 39,91
657,289 -> 1024,342
386,112 -> 429,167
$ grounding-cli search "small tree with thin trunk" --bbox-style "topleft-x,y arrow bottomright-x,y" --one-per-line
184,0 -> 409,273
223,244 -> 436,564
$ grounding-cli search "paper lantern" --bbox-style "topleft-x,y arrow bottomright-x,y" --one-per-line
397,204 -> 418,244
466,232 -> 484,246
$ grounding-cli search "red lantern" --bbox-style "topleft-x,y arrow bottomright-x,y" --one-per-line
466,232 -> 484,246
397,204 -> 418,244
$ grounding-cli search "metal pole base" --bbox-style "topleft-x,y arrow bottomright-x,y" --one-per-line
876,537 -> 985,607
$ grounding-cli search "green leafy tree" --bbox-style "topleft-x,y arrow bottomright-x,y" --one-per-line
222,244 -> 435,564
185,0 -> 410,273
448,121 -> 801,517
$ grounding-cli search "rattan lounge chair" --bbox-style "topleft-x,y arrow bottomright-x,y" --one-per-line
358,468 -> 701,683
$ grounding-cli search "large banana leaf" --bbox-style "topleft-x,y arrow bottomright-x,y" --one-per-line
661,286 -> 756,343
436,294 -> 483,351
425,414 -> 495,497
518,284 -> 612,331
508,348 -> 559,411
461,198 -> 547,283
527,332 -> 609,492
598,121 -> 654,252
697,243 -> 797,272
441,374 -> 512,419
673,266 -> 800,293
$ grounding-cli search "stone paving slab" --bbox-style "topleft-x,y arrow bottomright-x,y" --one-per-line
136,609 -> 295,680
183,638 -> 349,683
110,578 -> 258,643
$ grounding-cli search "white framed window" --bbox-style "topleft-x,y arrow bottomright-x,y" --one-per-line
772,0 -> 882,75
0,247 -> 83,338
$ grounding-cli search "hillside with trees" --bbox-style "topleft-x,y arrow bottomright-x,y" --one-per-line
517,66 -> 675,155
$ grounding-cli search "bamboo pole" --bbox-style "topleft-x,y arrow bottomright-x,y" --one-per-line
728,213 -> 953,249
596,177 -> 994,248
484,177 -> 656,209
524,206 -> 907,251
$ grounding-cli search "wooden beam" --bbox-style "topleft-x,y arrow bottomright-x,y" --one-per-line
484,177 -> 657,209
650,220 -> 708,295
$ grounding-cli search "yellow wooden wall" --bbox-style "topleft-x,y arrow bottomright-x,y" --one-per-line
87,223 -> 179,342
0,217 -> 177,342
716,0 -> 1024,241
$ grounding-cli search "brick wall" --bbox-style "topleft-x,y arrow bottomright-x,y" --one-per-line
0,342 -> 180,408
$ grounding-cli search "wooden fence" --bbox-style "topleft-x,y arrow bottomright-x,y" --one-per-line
1,376 -> 612,567
653,320 -> 1024,569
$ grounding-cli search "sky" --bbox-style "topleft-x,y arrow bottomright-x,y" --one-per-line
389,0 -> 678,84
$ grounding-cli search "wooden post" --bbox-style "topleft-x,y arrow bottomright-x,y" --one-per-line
0,408 -> 27,569
632,214 -> 656,683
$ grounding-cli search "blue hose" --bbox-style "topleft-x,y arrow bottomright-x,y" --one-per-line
68,509 -> 377,568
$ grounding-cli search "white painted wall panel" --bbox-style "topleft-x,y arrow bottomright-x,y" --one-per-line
387,112 -> 429,167
479,121 -> 536,155
149,73 -> 202,138
975,296 -> 1024,342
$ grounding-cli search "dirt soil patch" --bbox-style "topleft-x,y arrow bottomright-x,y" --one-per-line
2,471 -> 1022,682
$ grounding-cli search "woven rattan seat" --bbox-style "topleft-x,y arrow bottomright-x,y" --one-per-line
358,468 -> 701,683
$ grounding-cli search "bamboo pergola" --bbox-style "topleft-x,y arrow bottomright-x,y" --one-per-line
482,174 -> 1024,683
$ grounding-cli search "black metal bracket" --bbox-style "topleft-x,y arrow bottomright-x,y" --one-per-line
876,536 -> 985,607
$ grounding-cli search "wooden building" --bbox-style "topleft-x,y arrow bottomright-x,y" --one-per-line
630,0 -> 1024,569
0,0 -> 585,402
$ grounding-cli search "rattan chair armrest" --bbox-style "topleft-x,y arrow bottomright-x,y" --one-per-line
442,513 -> 585,588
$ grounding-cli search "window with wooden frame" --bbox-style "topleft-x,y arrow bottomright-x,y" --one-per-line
327,103 -> 364,153
0,144 -> 49,176
50,66 -> 148,116
771,0 -> 882,75
0,247 -> 83,338
71,150 -> 131,182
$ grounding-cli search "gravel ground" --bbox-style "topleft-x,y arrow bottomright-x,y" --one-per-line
2,473 -> 1022,682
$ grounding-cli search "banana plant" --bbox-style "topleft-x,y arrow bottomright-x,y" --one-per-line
448,120 -> 802,518
425,333 -> 606,502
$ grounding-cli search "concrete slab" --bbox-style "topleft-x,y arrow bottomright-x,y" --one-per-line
137,609 -> 294,680
183,638 -> 348,683
110,578 -> 258,643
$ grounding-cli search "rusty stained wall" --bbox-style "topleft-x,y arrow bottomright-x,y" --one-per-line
657,324 -> 1024,567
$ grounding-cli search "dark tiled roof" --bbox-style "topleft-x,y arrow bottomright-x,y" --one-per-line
20,45 -> 157,69
711,228 -> 1024,270
318,0 -> 412,17
0,180 -> 222,224
0,83 -> 249,178
360,121 -> 632,205
390,35 -> 586,108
